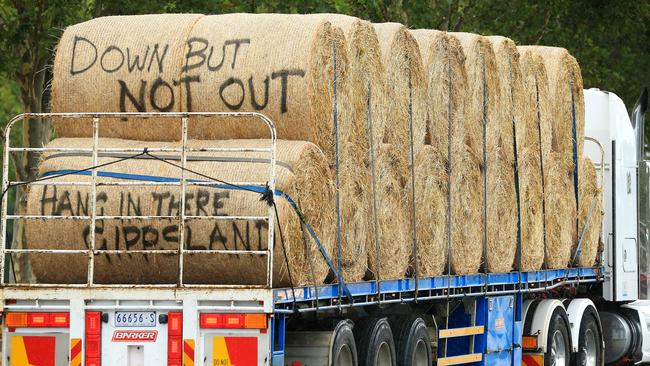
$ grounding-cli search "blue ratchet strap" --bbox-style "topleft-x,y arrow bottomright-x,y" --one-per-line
42,169 -> 354,301
573,195 -> 599,263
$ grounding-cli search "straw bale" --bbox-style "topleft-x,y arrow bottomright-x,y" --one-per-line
185,14 -> 349,161
368,144 -> 410,279
452,32 -> 517,273
517,149 -> 545,270
544,152 -> 578,268
24,138 -> 335,287
576,156 -> 602,267
449,144 -> 483,274
413,145 -> 448,276
410,30 -> 448,158
518,47 -> 553,161
522,46 -> 585,168
52,14 -> 204,140
373,23 -> 427,156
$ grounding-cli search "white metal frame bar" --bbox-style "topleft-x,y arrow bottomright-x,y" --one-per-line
1,112 -> 278,289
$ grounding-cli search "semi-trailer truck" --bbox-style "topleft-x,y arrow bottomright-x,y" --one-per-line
0,87 -> 648,366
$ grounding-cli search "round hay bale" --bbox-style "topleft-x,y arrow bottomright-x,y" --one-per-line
576,156 -> 602,267
52,14 -> 205,140
336,142 -> 372,282
410,30 -> 449,158
373,23 -> 428,156
518,47 -> 553,161
185,14 -> 349,162
452,32 -> 517,273
449,144 -> 483,274
522,46 -> 585,169
24,138 -> 335,287
368,143 -> 410,279
544,152 -> 578,269
413,145 -> 448,276
489,36 -> 544,271
517,148 -> 545,270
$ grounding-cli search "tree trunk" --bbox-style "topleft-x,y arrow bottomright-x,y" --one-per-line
10,61 -> 50,284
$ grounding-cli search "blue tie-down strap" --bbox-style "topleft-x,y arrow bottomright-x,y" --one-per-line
42,169 -> 353,301
573,195 -> 599,264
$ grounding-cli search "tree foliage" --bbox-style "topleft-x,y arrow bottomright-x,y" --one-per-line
0,0 -> 648,172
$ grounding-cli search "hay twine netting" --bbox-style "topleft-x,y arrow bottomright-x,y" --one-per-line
24,138 -> 335,286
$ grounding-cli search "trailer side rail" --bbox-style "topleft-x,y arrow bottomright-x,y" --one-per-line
273,267 -> 603,313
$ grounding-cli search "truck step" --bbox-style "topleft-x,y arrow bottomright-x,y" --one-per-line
437,353 -> 483,366
438,326 -> 484,338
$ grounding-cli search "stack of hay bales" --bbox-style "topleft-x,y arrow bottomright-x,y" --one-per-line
451,32 -> 517,273
370,23 -> 427,279
302,14 -> 386,282
517,49 -> 548,271
25,138 -> 335,286
519,46 -> 585,269
489,37 -> 544,271
410,30 -> 465,276
25,12 -> 602,288
324,15 -> 385,281
49,14 -> 358,286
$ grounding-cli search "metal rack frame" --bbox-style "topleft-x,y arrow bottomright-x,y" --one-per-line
1,112 -> 277,289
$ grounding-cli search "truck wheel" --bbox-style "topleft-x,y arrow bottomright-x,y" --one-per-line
390,316 -> 432,366
577,308 -> 602,366
332,320 -> 358,366
354,317 -> 396,366
545,308 -> 571,366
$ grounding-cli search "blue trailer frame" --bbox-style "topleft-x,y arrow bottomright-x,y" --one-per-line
271,267 -> 602,366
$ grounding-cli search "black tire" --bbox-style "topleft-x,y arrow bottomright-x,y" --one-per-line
544,308 -> 571,366
332,320 -> 359,366
354,317 -> 397,366
390,316 -> 432,366
577,308 -> 602,366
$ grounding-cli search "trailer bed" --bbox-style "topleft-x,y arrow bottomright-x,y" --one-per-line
274,267 -> 603,313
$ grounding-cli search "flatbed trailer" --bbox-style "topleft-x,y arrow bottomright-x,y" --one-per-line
2,88 -> 650,366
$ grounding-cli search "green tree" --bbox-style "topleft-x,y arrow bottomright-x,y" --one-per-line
0,0 -> 90,280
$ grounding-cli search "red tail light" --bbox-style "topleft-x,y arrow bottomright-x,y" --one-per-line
168,312 -> 182,365
85,312 -> 101,366
4,312 -> 70,328
199,313 -> 267,329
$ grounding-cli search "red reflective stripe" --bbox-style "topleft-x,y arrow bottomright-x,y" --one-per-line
71,339 -> 82,358
522,354 -> 542,366
184,341 -> 195,361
